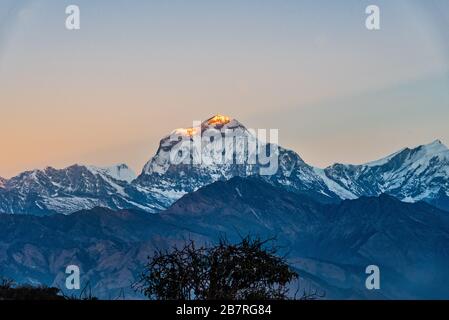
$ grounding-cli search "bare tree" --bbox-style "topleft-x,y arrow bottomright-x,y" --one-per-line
135,237 -> 299,300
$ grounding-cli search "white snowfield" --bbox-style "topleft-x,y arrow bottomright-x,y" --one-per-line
322,139 -> 449,202
86,164 -> 137,183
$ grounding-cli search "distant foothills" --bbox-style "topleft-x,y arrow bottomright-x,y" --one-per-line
1,176 -> 449,299
1,115 -> 448,215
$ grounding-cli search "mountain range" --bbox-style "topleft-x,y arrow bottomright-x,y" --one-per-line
1,115 -> 448,215
1,176 -> 448,299
1,114 -> 449,299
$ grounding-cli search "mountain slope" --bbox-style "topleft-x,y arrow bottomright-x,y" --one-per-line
0,208 -> 181,298
321,195 -> 449,298
135,115 -> 449,211
135,114 -> 343,205
164,177 -> 449,299
323,140 -> 449,211
2,177 -> 448,299
163,177 -> 325,239
0,164 -> 163,215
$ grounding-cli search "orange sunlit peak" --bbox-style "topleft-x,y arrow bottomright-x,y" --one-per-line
172,127 -> 199,137
207,115 -> 231,125
185,127 -> 198,136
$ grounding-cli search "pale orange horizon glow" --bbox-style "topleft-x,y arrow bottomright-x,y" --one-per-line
1,1 -> 449,178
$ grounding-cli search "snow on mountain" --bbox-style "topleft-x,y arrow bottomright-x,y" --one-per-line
87,164 -> 137,183
364,148 -> 407,168
313,168 -> 358,200
135,114 -> 341,204
0,164 -> 155,215
139,124 -> 449,210
139,115 -> 255,185
0,177 -> 7,188
142,115 -> 255,177
322,140 -> 449,209
1,114 -> 448,215
366,139 -> 448,168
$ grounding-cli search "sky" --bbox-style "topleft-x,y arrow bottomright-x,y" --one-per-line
0,0 -> 449,178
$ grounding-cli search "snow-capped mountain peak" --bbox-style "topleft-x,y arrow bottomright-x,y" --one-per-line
165,115 -> 246,139
201,114 -> 247,131
322,140 -> 449,208
141,115 -> 255,176
136,114 -> 342,205
205,114 -> 231,125
417,139 -> 448,156
364,148 -> 408,168
356,140 -> 448,169
383,140 -> 449,167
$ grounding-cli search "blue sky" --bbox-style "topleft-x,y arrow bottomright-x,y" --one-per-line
0,0 -> 448,177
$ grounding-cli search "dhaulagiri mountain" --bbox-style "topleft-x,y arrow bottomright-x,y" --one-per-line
1,177 -> 449,299
1,115 -> 448,215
